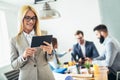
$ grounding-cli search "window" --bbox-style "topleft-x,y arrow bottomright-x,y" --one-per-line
0,10 -> 10,68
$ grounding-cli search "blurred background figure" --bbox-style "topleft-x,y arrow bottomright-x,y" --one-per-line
49,37 -> 71,73
93,24 -> 120,80
49,37 -> 72,69
71,30 -> 99,65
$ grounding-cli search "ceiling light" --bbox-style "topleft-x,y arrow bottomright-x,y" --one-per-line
39,2 -> 61,20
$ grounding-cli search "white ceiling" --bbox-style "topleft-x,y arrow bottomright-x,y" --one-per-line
0,0 -> 55,6
0,0 -> 34,6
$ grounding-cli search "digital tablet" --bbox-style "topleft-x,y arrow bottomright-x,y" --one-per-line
31,35 -> 53,47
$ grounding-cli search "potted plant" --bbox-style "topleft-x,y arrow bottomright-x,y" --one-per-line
84,61 -> 91,74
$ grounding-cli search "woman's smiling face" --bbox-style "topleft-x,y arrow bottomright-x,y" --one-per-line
23,10 -> 37,33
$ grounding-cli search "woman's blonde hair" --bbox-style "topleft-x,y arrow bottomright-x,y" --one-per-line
17,5 -> 41,36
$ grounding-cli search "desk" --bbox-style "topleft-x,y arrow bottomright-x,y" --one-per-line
53,66 -> 108,80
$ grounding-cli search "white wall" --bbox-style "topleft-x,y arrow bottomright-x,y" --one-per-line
0,2 -> 18,67
0,10 -> 10,67
98,0 -> 120,42
0,1 -> 18,38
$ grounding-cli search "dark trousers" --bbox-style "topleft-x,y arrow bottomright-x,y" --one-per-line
108,71 -> 116,80
108,67 -> 120,80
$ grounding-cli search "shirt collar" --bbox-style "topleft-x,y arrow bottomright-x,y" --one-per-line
79,40 -> 86,46
102,35 -> 111,45
23,29 -> 35,37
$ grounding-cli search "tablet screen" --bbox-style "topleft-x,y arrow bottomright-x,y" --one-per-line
31,35 -> 53,47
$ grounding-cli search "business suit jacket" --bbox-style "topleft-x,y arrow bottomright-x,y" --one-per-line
71,41 -> 99,62
10,33 -> 55,80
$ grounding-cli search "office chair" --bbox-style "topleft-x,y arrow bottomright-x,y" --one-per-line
65,76 -> 73,80
116,71 -> 120,80
4,69 -> 19,80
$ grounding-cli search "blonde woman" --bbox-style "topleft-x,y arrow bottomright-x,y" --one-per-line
10,5 -> 55,80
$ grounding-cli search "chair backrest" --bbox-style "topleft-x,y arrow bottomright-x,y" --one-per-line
4,70 -> 19,80
65,76 -> 73,80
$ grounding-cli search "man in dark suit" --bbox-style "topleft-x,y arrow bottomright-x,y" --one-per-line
71,30 -> 99,63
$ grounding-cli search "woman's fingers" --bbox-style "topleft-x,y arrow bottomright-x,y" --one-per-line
40,42 -> 53,54
43,41 -> 51,46
25,48 -> 37,57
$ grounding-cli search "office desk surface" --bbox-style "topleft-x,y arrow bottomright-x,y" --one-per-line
53,66 -> 108,80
